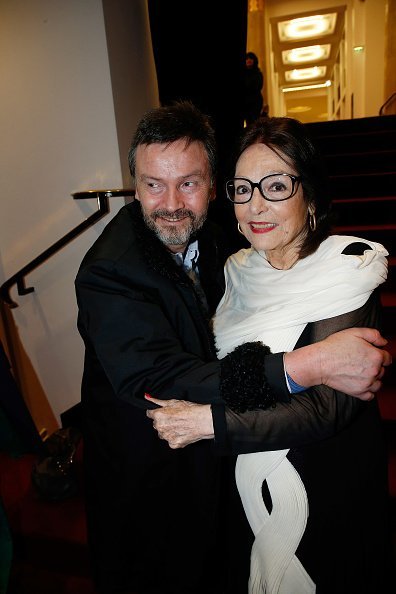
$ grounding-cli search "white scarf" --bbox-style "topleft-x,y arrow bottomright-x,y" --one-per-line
213,235 -> 388,594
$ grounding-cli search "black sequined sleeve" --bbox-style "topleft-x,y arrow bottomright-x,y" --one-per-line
219,342 -> 275,412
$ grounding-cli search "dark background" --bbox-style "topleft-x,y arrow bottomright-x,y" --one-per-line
148,0 -> 249,251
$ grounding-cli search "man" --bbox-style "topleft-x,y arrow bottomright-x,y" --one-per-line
75,101 -> 390,594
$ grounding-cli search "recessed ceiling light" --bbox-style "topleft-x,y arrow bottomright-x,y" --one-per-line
278,14 -> 337,42
282,80 -> 331,92
282,44 -> 331,65
285,66 -> 326,82
287,106 -> 312,113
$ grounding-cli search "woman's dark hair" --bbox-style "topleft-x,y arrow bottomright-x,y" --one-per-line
237,116 -> 332,259
128,101 -> 217,184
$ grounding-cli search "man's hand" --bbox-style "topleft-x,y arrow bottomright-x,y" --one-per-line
285,328 -> 392,400
146,396 -> 214,448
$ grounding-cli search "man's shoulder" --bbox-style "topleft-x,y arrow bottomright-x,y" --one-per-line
77,202 -> 141,269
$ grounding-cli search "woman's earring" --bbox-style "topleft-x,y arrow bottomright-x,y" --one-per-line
237,223 -> 244,235
309,211 -> 317,232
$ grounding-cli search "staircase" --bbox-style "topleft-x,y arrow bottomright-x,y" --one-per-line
306,114 -> 396,564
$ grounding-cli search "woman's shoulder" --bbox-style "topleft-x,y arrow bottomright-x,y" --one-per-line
341,241 -> 372,256
319,235 -> 387,257
226,247 -> 253,266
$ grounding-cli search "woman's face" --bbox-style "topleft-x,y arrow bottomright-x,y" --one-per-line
234,143 -> 309,269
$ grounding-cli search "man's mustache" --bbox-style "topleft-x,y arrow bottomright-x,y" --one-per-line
152,209 -> 195,221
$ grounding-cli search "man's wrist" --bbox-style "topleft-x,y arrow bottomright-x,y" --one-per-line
284,344 -> 323,388
286,372 -> 307,393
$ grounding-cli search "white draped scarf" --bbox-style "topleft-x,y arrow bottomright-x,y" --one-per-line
213,235 -> 388,594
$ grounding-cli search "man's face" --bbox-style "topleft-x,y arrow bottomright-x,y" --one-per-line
134,139 -> 214,253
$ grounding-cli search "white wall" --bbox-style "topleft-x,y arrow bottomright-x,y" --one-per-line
0,0 -> 158,427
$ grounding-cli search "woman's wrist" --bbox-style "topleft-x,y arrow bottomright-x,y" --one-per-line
199,404 -> 214,439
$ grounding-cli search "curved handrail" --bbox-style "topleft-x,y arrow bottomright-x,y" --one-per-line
0,189 -> 134,308
379,92 -> 396,116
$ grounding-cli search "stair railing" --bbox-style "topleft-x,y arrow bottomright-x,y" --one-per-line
0,189 -> 134,308
379,92 -> 396,116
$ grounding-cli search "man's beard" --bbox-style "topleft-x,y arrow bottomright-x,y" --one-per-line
142,208 -> 207,246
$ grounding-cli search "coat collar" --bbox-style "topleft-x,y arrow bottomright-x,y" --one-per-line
128,200 -> 191,284
126,201 -> 223,354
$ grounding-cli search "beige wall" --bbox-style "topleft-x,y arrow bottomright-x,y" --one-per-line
351,0 -> 387,117
384,0 -> 396,108
0,0 -> 158,432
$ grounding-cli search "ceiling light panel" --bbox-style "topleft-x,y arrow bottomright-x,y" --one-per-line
282,81 -> 332,93
285,66 -> 327,82
278,14 -> 337,42
287,106 -> 312,113
282,44 -> 331,65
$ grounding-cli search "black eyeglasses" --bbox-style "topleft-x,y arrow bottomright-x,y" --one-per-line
225,173 -> 302,204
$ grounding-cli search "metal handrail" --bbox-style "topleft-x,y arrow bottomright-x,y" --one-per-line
0,189 -> 134,308
379,92 -> 396,116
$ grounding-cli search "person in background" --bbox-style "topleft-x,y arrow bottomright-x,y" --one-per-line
243,52 -> 264,126
147,116 -> 392,594
75,102 -> 391,594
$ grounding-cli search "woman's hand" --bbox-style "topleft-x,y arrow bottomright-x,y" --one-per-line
145,395 -> 214,449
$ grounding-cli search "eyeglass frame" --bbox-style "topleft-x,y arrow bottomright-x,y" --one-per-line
225,173 -> 302,204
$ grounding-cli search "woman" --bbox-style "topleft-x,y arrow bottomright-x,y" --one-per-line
243,52 -> 264,126
147,117 -> 390,593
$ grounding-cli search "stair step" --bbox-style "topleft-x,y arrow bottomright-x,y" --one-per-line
383,267 -> 396,293
329,171 -> 396,199
381,292 -> 396,307
332,227 -> 396,254
380,294 -> 396,335
335,224 -> 396,231
381,364 -> 396,393
388,264 -> 396,294
333,196 -> 396,204
306,117 -> 396,162
317,130 -> 396,155
331,197 -> 396,227
383,421 -> 396,499
324,150 -> 396,175
378,388 -> 396,422
306,114 -> 396,137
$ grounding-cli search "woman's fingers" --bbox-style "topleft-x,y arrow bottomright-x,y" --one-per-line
146,402 -> 214,448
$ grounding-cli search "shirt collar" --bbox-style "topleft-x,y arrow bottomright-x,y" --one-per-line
172,240 -> 199,272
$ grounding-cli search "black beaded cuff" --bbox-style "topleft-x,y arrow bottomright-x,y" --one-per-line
219,341 -> 276,413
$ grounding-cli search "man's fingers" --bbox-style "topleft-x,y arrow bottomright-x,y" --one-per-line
382,350 -> 393,367
377,367 -> 385,380
352,327 -> 388,347
370,379 -> 383,393
357,392 -> 375,401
